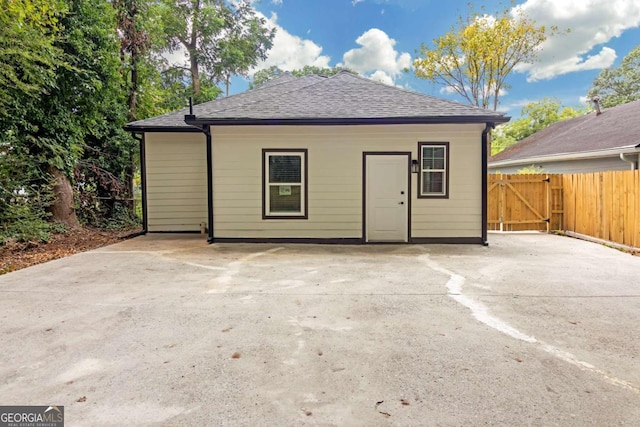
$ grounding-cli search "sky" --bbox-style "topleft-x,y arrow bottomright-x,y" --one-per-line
224,0 -> 640,118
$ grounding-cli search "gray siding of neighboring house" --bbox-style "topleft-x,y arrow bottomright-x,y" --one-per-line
489,155 -> 638,174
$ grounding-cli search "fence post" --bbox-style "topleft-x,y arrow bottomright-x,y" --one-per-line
545,174 -> 551,233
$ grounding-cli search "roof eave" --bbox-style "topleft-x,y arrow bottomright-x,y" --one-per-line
489,145 -> 640,168
184,116 -> 510,126
123,125 -> 202,133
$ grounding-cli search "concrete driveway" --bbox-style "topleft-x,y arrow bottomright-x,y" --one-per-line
0,233 -> 639,426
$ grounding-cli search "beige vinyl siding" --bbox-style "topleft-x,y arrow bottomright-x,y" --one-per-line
212,124 -> 484,239
145,132 -> 207,232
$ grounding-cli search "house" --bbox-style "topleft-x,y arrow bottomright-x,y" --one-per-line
124,71 -> 508,244
489,99 -> 640,174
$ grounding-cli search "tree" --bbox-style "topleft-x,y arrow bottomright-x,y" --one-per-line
249,65 -> 285,88
413,6 -> 555,110
587,46 -> 640,108
2,0 -> 132,230
159,0 -> 274,102
0,0 -> 66,116
249,65 -> 357,89
114,0 -> 151,122
491,98 -> 585,154
214,0 -> 276,96
0,0 -> 68,241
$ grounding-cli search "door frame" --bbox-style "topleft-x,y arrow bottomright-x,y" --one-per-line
362,151 -> 412,243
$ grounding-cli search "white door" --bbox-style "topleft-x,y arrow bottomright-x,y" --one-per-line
366,155 -> 409,242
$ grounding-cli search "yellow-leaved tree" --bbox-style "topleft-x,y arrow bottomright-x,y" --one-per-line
413,5 -> 556,111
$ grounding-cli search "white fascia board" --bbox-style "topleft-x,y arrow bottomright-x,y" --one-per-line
488,145 -> 640,168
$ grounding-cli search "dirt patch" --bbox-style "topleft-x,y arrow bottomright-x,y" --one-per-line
0,227 -> 141,275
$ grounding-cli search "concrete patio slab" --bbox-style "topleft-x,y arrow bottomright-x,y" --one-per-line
1,233 -> 639,426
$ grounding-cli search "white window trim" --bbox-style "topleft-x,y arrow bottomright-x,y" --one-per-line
264,150 -> 307,218
420,143 -> 448,197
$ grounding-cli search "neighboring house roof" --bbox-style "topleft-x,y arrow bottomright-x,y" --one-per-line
489,99 -> 640,168
125,71 -> 508,131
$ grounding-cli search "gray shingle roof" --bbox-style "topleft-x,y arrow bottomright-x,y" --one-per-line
125,71 -> 508,130
490,99 -> 640,163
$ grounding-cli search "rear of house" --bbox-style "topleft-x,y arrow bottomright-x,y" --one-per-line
128,72 -> 508,244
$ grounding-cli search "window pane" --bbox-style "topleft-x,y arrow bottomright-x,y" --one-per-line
422,171 -> 444,194
269,185 -> 301,212
269,155 -> 301,183
422,147 -> 445,170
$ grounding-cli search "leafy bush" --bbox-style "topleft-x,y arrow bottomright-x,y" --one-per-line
97,202 -> 140,230
517,165 -> 546,174
0,190 -> 55,244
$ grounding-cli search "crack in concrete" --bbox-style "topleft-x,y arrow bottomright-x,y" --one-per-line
207,247 -> 284,294
420,254 -> 640,395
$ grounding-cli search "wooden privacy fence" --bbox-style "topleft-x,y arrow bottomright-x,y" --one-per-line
563,170 -> 640,249
488,171 -> 640,249
488,174 -> 563,232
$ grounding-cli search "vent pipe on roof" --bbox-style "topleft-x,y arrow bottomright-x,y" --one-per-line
592,96 -> 602,115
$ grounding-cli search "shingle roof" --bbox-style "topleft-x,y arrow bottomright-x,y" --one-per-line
490,99 -> 640,163
125,71 -> 508,131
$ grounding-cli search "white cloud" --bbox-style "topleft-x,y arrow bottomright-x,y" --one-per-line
271,0 -> 283,4
252,12 -> 330,73
439,86 -> 458,95
343,28 -> 411,85
369,70 -> 394,85
513,0 -> 640,81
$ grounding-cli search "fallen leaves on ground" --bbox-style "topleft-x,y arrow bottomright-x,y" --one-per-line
0,227 -> 141,275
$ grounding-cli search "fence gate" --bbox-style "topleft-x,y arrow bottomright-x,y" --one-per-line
488,174 -> 563,232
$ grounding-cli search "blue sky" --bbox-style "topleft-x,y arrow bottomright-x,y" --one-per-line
226,0 -> 640,117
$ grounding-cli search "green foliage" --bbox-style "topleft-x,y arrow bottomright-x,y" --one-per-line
2,0 -> 279,241
0,143 -> 55,243
517,165 -> 546,174
0,193 -> 54,244
250,65 -> 285,88
0,0 -> 67,116
1,0 -> 139,240
413,4 -> 556,110
587,46 -> 640,108
98,203 -> 141,230
158,0 -> 275,102
492,98 -> 585,154
291,65 -> 356,78
249,65 -> 357,89
157,67 -> 223,108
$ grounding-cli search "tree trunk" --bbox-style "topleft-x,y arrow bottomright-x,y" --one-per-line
190,51 -> 200,96
49,167 -> 80,228
128,44 -> 138,121
127,0 -> 139,121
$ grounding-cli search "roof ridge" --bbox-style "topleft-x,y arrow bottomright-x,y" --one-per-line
250,71 -> 299,90
327,72 -> 505,116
